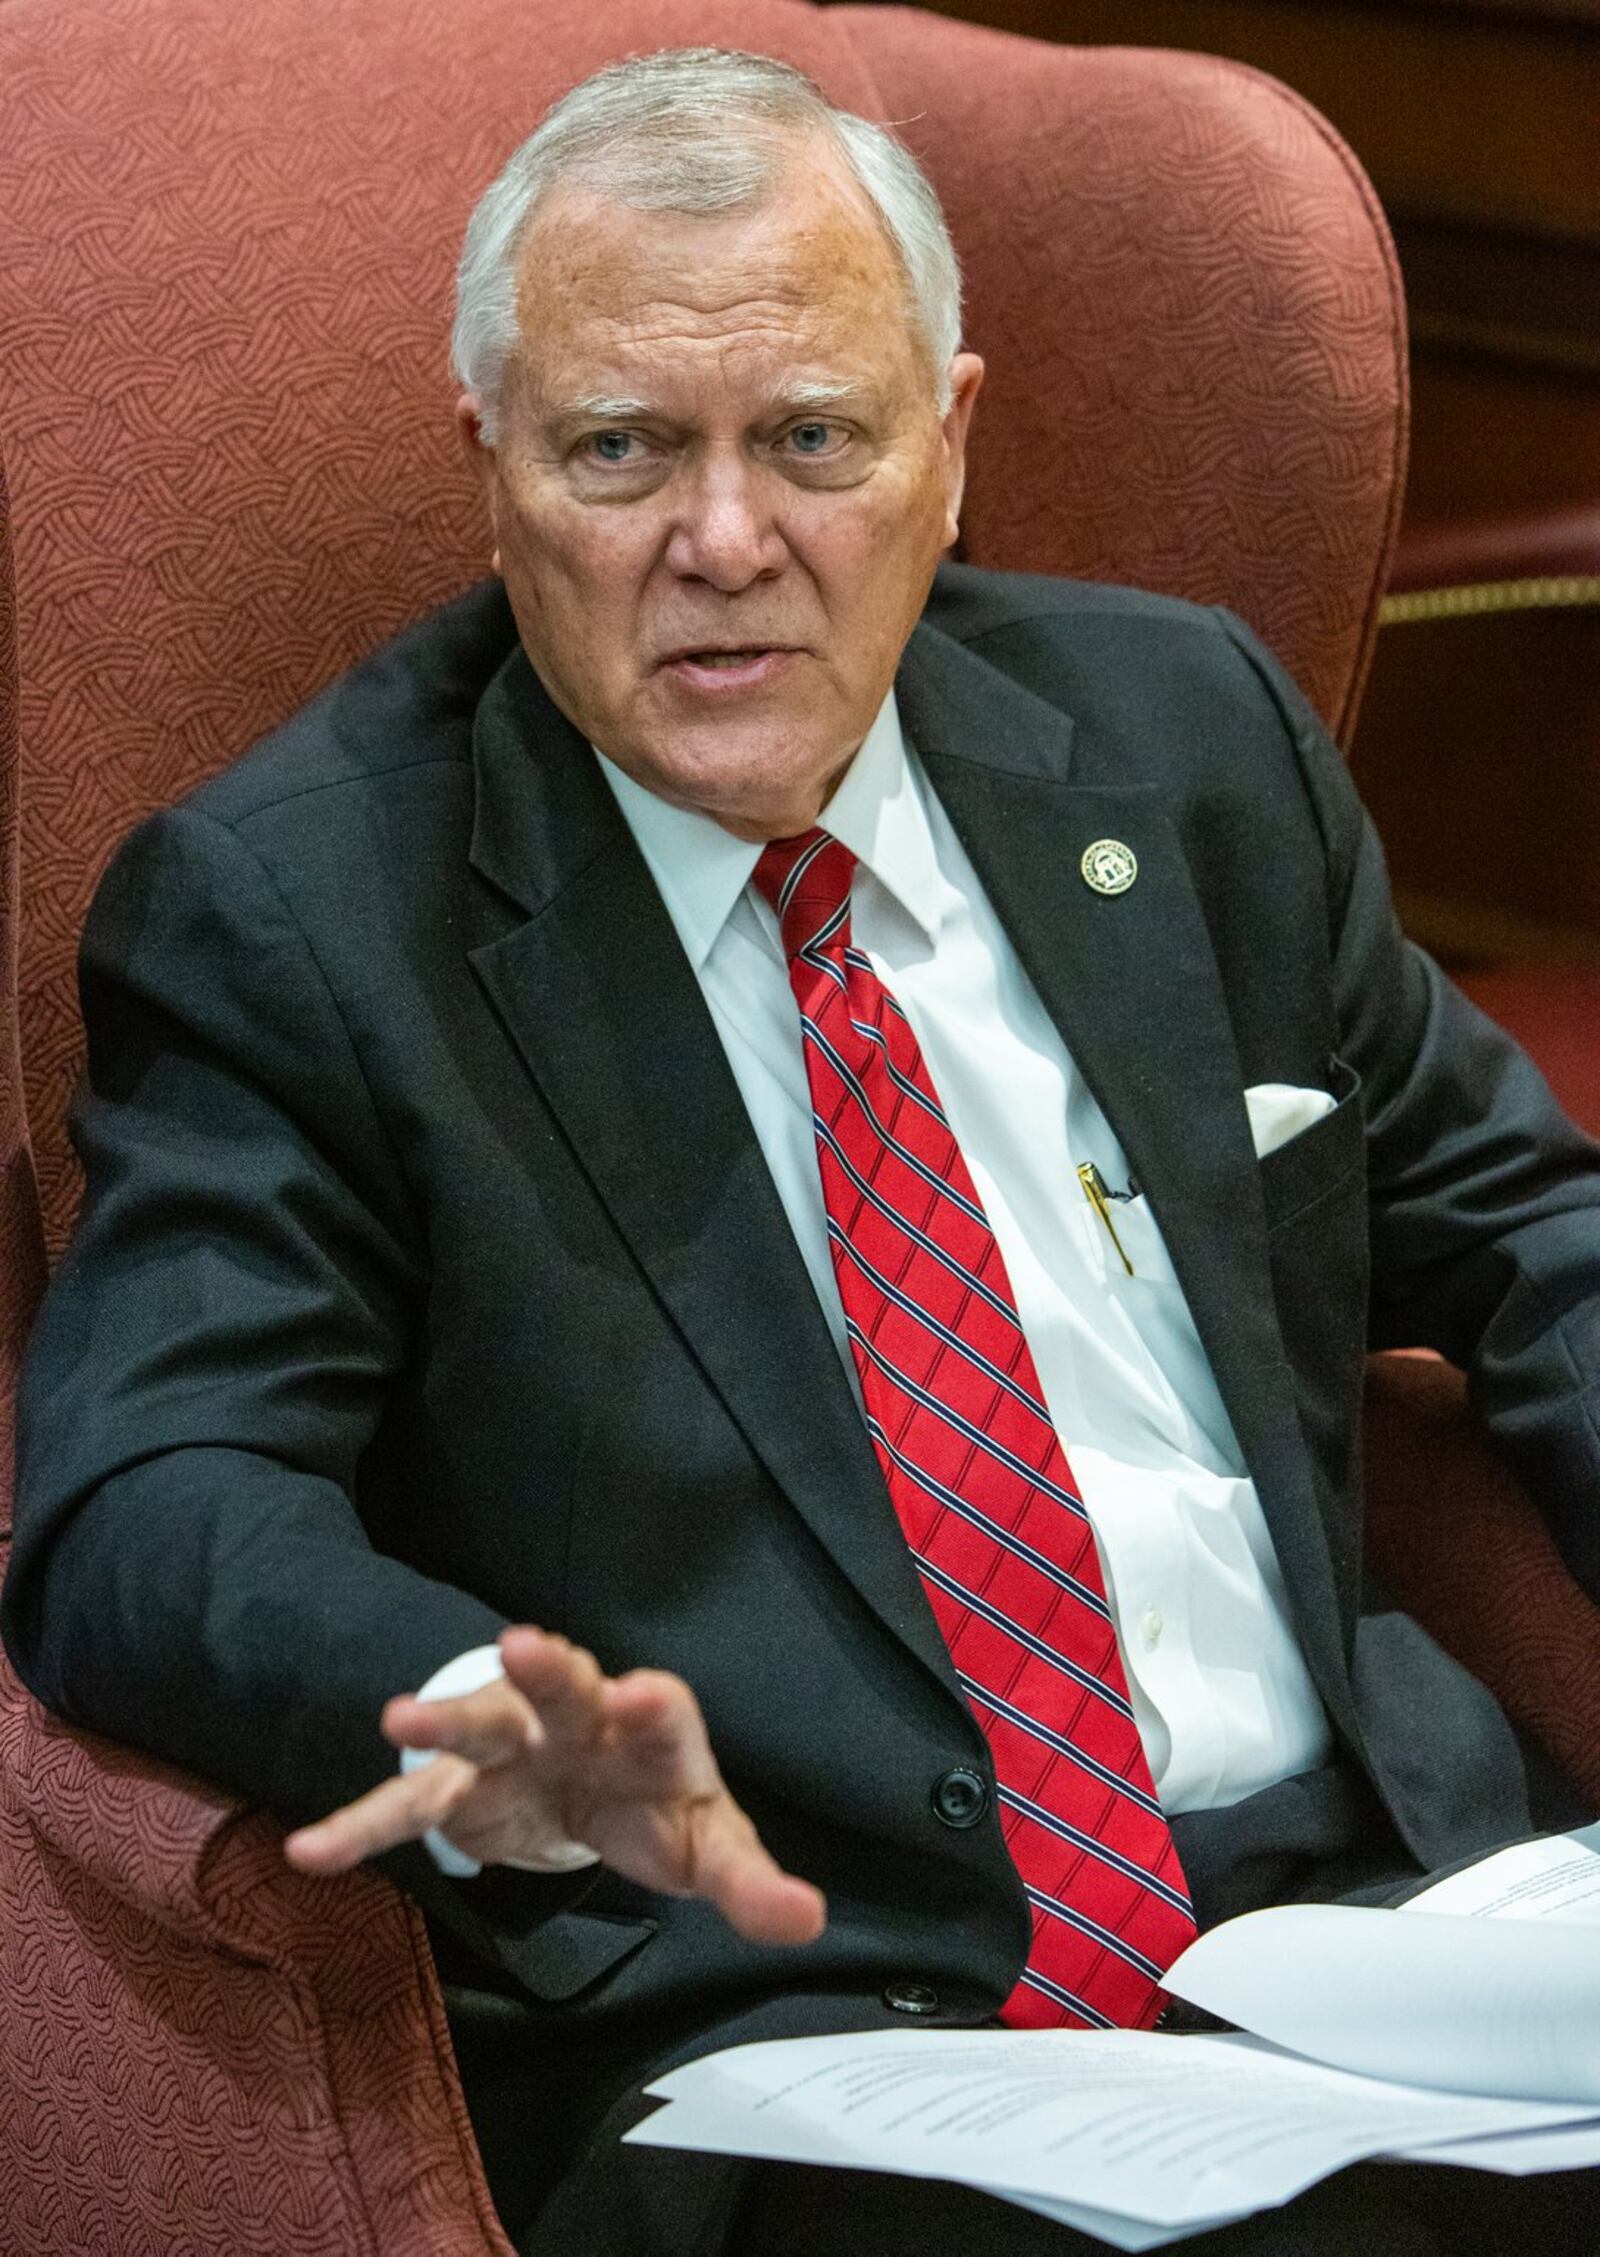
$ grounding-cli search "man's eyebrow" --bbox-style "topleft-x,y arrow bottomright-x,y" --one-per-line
554,379 -> 867,426
772,378 -> 860,412
561,394 -> 655,423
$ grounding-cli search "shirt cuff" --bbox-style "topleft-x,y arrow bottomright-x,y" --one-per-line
401,1642 -> 602,1880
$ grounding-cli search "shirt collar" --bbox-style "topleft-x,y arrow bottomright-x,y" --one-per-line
593,689 -> 942,972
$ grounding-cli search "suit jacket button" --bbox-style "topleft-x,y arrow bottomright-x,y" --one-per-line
933,1766 -> 989,1828
883,1981 -> 940,2016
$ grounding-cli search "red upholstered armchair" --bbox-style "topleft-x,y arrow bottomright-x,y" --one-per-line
1,0 -> 1596,2246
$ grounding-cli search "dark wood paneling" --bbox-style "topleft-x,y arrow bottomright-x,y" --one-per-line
1351,605 -> 1600,959
1407,363 -> 1600,519
1396,216 -> 1600,380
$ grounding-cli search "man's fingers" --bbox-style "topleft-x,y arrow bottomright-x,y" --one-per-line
719,1864 -> 829,1948
302,1636 -> 825,1944
595,1668 -> 720,1795
689,1798 -> 828,1947
497,1626 -> 608,1749
284,1751 -> 476,1874
527,1660 -> 823,1943
381,1681 -> 542,1768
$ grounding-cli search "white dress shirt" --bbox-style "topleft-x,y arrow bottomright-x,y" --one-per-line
415,690 -> 1332,1874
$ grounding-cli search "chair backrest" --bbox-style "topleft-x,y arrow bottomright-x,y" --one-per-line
0,463 -> 46,1533
838,5 -> 1406,736
0,0 -> 1405,1306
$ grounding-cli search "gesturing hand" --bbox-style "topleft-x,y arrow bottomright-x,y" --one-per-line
282,1626 -> 827,1948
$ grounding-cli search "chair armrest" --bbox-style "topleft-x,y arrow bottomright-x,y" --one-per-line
0,1650 -> 516,2253
1455,967 -> 1600,1139
0,1649 -> 269,1938
0,1646 -> 423,1966
1362,1350 -> 1600,1808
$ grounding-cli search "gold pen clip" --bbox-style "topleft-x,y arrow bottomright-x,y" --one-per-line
1077,1162 -> 1135,1276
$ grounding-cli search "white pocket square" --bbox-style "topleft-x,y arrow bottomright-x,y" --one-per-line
1243,1082 -> 1338,1160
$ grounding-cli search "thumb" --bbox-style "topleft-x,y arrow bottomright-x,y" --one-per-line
688,1798 -> 827,1948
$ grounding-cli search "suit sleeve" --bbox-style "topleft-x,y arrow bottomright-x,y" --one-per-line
1,799 -> 515,1845
1222,615 -> 1600,1597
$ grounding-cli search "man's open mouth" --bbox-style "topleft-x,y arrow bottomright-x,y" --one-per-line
657,646 -> 801,690
662,644 -> 790,667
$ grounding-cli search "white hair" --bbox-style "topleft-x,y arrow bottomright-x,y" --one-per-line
451,47 -> 964,445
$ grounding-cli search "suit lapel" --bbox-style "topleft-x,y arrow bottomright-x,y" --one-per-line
463,623 -> 1362,1749
898,625 -> 1361,1742
465,648 -> 963,1699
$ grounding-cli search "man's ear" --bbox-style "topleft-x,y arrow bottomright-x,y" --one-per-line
454,391 -> 502,576
939,353 -> 985,550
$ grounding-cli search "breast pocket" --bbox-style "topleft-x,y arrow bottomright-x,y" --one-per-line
1257,1056 -> 1365,1234
1259,1056 -> 1369,1500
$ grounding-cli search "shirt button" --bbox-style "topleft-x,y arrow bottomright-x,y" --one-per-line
883,1981 -> 940,2016
932,1766 -> 989,1828
1140,1608 -> 1164,1649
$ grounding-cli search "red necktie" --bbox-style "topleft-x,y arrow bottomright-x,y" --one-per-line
753,828 -> 1196,2029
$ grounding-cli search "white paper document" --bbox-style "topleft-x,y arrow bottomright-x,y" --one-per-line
628,2027 -> 1591,2228
1394,2117 -> 1600,2176
1163,1901 -> 1600,2102
629,2078 -> 1252,2248
973,2184 -> 1253,2250
1401,1819 -> 1600,1924
627,1825 -> 1600,2243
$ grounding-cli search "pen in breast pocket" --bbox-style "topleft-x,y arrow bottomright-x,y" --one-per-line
1077,1161 -> 1135,1275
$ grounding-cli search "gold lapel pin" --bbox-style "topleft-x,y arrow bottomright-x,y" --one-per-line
1081,838 -> 1137,896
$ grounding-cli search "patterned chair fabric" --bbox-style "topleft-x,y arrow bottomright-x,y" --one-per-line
0,1701 -> 509,2251
0,0 -> 1592,2246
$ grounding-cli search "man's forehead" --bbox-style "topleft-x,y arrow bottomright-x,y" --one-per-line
511,158 -> 910,346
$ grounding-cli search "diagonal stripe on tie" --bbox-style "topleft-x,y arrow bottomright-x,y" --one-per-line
812,1117 -> 1019,1324
1023,1886 -> 1167,1981
913,1554 -> 1136,1721
995,1783 -> 1195,1913
828,1223 -> 1052,1422
843,1320 -> 1088,1518
869,1424 -> 1112,1618
1018,1968 -> 1117,2028
754,824 -> 1196,2032
958,1675 -> 1159,1809
846,1015 -> 951,1129
801,1019 -> 991,1228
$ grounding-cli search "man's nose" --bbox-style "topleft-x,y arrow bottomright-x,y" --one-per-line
663,454 -> 788,590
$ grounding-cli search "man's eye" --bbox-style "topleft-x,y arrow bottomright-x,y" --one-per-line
785,421 -> 843,457
585,431 -> 640,464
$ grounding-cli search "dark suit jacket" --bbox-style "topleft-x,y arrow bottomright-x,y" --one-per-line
9,564 -> 1600,2164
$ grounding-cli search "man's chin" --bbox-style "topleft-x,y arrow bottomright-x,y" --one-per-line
620,735 -> 843,839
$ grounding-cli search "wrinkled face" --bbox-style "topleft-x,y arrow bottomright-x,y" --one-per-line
457,144 -> 983,840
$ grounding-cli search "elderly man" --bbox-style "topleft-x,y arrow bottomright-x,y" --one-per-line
7,44 -> 1600,2257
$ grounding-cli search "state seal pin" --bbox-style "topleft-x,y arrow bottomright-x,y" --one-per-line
1081,838 -> 1138,896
